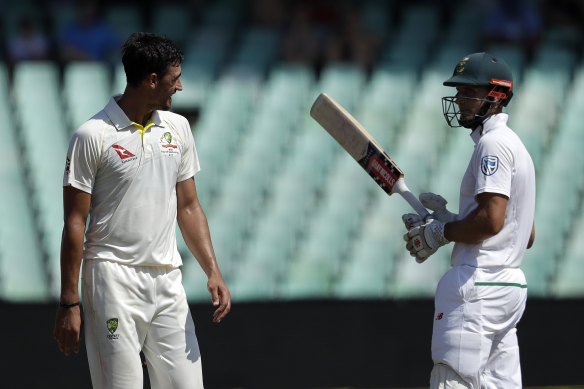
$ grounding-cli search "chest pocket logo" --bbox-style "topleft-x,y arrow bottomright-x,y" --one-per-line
481,155 -> 499,176
160,132 -> 179,155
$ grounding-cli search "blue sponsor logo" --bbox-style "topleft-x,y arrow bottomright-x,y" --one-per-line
481,155 -> 499,176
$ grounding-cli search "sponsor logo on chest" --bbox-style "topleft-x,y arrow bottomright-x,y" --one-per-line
112,144 -> 137,163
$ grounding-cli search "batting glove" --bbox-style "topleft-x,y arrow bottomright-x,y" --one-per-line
419,193 -> 458,223
402,213 -> 425,230
401,193 -> 456,230
404,219 -> 450,263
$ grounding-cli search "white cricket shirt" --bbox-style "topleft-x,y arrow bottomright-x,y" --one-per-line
451,113 -> 535,268
63,95 -> 200,267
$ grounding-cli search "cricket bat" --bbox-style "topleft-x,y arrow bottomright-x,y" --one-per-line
310,93 -> 429,218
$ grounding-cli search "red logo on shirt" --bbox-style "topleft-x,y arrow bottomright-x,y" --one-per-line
436,313 -> 444,320
112,145 -> 135,160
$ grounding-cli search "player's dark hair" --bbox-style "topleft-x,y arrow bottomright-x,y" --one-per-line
121,32 -> 184,87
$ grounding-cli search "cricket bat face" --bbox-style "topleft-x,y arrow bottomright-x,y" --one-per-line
309,93 -> 403,195
310,93 -> 429,217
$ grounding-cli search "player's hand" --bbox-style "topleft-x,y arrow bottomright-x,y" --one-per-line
404,219 -> 450,263
419,193 -> 458,223
207,272 -> 231,323
54,305 -> 82,356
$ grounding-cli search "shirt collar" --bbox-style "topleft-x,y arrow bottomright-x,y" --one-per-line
104,94 -> 164,131
470,113 -> 509,144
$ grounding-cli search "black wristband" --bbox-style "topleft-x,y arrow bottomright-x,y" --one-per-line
59,301 -> 80,308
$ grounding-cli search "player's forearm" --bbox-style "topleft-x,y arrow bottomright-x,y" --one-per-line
444,207 -> 502,244
445,193 -> 507,244
178,203 -> 221,277
527,224 -> 535,249
59,222 -> 85,303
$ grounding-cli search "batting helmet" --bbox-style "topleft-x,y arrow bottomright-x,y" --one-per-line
442,52 -> 514,128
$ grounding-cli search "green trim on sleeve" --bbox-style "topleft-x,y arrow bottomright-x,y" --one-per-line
475,282 -> 528,288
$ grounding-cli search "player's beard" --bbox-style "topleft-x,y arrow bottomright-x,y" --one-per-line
156,94 -> 173,111
164,95 -> 172,111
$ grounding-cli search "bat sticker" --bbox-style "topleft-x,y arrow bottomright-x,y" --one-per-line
358,144 -> 401,194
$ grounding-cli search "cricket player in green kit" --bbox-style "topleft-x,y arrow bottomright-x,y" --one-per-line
403,52 -> 536,388
54,32 -> 231,388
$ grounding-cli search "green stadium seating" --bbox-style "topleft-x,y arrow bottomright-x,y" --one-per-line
63,61 -> 111,131
0,67 -> 49,302
390,251 -> 449,298
550,208 -> 584,297
12,61 -> 69,299
231,26 -> 281,75
180,252 -> 212,302
316,63 -> 367,112
3,0 -> 584,303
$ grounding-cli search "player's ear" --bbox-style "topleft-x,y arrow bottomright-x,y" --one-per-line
147,73 -> 158,88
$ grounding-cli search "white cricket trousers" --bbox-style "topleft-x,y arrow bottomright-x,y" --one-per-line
431,265 -> 527,389
82,259 -> 204,389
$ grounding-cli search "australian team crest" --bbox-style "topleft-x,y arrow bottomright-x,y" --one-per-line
481,155 -> 499,176
159,131 -> 179,155
106,318 -> 119,339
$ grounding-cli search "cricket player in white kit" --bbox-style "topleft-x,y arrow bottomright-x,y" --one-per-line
402,52 -> 536,388
54,32 -> 231,389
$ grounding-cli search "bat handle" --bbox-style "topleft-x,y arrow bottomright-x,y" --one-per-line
392,178 -> 430,218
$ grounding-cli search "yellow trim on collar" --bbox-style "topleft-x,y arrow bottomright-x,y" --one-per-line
132,119 -> 156,137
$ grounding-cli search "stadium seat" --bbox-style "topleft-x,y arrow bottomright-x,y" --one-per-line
63,61 -> 111,131
550,210 -> 584,297
390,252 -> 448,298
333,233 -> 394,299
180,252 -> 212,302
12,61 -> 69,298
231,26 -> 282,75
229,259 -> 278,301
429,132 -> 473,205
0,82 -> 49,302
183,25 -> 233,78
172,62 -> 214,110
280,244 -> 336,299
317,63 -> 367,112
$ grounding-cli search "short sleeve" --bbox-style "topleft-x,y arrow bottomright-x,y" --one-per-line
472,134 -> 513,198
177,117 -> 200,182
63,124 -> 102,194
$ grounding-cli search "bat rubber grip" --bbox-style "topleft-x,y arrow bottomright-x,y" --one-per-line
392,178 -> 430,218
